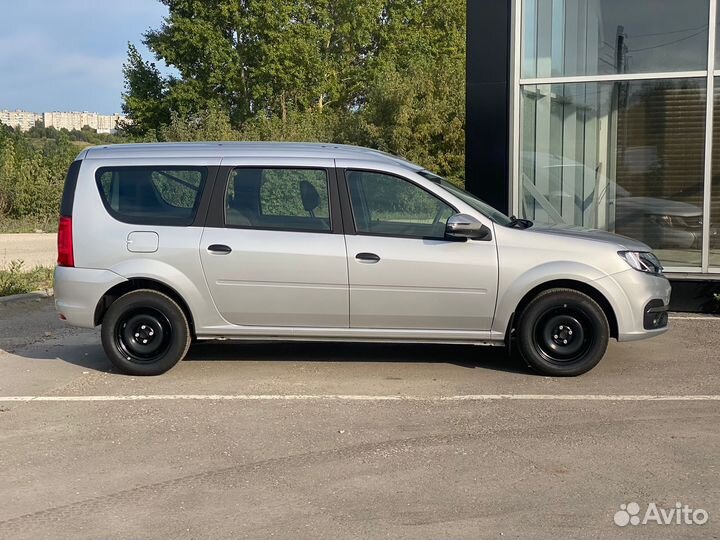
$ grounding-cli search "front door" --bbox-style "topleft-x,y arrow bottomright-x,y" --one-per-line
342,169 -> 498,331
200,164 -> 349,327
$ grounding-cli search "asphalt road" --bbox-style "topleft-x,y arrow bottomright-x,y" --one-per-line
0,233 -> 56,268
0,297 -> 718,540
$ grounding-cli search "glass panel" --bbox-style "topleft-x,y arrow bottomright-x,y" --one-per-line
346,171 -> 454,239
151,170 -> 202,209
716,5 -> 720,69
710,79 -> 720,267
95,167 -> 206,226
522,0 -> 709,78
226,168 -> 331,232
520,78 -> 707,267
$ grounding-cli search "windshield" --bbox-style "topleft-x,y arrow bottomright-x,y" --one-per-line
418,171 -> 513,226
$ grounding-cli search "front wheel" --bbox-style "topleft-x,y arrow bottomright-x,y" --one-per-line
101,289 -> 191,376
516,288 -> 609,376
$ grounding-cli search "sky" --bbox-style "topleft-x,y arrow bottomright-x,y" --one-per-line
0,0 -> 170,115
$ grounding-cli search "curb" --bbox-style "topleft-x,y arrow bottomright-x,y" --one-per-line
0,289 -> 54,304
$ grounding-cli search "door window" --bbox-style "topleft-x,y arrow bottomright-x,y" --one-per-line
346,171 -> 454,238
225,168 -> 331,232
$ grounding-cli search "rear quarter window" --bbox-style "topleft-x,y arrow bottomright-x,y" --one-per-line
95,166 -> 207,226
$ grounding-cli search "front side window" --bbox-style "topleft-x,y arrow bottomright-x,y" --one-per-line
225,168 -> 330,232
346,170 -> 454,238
96,167 -> 206,225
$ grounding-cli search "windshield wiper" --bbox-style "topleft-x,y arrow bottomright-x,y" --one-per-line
508,216 -> 534,229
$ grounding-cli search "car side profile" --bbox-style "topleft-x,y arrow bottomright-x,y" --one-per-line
54,142 -> 671,376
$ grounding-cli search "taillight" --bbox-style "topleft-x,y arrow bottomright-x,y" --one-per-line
57,216 -> 74,267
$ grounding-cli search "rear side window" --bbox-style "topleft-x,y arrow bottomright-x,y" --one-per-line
96,167 -> 207,226
225,168 -> 331,232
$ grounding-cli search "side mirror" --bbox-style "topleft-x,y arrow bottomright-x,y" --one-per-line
445,213 -> 491,240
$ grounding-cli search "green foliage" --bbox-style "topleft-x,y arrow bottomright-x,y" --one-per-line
0,125 -> 130,229
160,107 -> 239,142
350,171 -> 449,222
0,260 -> 54,297
259,170 -> 329,218
0,0 -> 467,232
151,170 -> 203,209
26,124 -> 129,146
0,126 -> 78,221
121,44 -> 170,138
122,0 -> 466,183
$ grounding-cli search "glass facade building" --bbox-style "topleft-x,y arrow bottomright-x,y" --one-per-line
510,0 -> 720,273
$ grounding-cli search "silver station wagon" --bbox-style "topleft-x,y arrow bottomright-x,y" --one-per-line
54,142 -> 671,376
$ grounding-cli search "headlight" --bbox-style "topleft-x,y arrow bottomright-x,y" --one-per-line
618,251 -> 663,274
650,214 -> 701,229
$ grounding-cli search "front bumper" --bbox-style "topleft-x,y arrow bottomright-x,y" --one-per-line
594,269 -> 672,342
54,266 -> 127,328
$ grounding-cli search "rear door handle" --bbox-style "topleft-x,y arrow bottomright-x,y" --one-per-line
355,252 -> 380,263
208,244 -> 232,254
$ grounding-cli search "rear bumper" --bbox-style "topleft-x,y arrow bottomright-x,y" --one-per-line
595,269 -> 672,342
54,266 -> 126,328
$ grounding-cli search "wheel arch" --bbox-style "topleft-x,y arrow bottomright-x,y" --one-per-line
94,278 -> 196,337
506,279 -> 619,342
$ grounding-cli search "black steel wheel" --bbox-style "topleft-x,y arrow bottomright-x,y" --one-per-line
101,289 -> 190,376
114,308 -> 172,364
516,288 -> 609,376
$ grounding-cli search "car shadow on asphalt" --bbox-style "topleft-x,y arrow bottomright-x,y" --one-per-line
8,338 -> 117,373
12,338 -> 531,376
185,341 -> 530,374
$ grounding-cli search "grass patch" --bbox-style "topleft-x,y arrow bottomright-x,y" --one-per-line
0,216 -> 58,234
0,260 -> 54,296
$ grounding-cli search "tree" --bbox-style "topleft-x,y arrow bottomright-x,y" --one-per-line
357,0 -> 466,183
0,127 -> 78,222
122,0 -> 466,182
121,44 -> 170,137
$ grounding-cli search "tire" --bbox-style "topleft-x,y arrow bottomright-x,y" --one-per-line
516,288 -> 609,376
101,289 -> 191,376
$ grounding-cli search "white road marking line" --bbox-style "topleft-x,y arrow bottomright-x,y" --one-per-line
0,394 -> 719,402
669,316 -> 720,320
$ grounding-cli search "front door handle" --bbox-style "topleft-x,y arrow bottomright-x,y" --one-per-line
355,252 -> 380,263
208,244 -> 232,254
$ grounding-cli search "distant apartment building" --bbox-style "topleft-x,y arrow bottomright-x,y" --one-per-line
43,111 -> 124,134
0,109 -> 43,131
0,109 -> 125,133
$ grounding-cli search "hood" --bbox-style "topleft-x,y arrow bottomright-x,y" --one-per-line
615,196 -> 702,218
528,223 -> 652,251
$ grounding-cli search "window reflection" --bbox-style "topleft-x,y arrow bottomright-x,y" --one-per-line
710,80 -> 720,267
522,0 -> 709,78
521,79 -> 708,267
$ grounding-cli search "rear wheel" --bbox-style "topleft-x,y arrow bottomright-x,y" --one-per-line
516,288 -> 609,376
101,289 -> 191,376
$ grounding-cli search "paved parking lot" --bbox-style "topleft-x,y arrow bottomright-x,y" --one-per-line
0,297 -> 718,539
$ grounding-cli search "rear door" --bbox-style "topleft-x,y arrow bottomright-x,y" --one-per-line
200,159 -> 349,327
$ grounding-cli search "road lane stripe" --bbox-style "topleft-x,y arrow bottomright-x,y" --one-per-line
0,394 -> 719,402
669,316 -> 720,320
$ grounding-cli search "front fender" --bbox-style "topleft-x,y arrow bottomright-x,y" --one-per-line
491,261 -> 628,337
